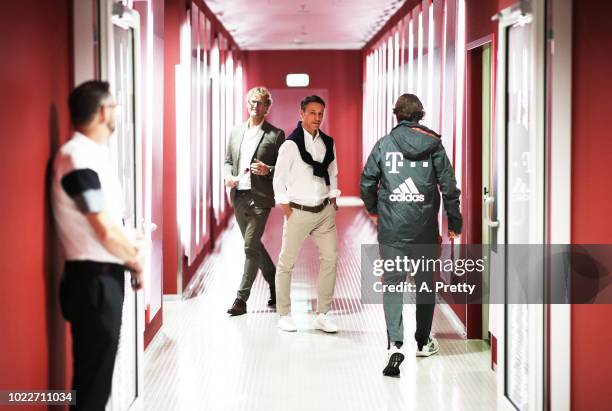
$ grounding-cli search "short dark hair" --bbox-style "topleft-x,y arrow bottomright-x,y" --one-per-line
68,80 -> 112,126
393,93 -> 425,122
300,95 -> 326,111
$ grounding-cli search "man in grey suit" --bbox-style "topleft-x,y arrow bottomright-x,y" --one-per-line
224,87 -> 285,316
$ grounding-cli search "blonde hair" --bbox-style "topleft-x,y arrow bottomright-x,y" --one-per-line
246,86 -> 273,114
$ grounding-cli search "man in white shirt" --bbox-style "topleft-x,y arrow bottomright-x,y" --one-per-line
224,87 -> 285,315
273,95 -> 340,333
52,81 -> 146,410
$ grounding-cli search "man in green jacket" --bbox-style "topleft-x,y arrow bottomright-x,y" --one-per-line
360,93 -> 462,377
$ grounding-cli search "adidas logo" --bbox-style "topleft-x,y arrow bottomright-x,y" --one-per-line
389,177 -> 425,202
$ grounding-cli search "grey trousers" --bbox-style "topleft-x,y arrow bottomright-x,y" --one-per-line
275,203 -> 338,316
380,243 -> 436,348
233,191 -> 276,301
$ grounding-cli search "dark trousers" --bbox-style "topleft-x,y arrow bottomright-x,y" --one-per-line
380,243 -> 437,349
59,261 -> 125,411
233,191 -> 276,301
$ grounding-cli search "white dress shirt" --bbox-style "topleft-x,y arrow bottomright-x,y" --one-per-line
237,121 -> 263,190
273,127 -> 340,206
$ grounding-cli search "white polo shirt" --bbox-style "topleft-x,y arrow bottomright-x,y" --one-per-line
51,132 -> 126,264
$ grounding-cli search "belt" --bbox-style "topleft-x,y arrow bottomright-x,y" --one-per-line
235,189 -> 251,195
289,198 -> 329,213
64,260 -> 126,276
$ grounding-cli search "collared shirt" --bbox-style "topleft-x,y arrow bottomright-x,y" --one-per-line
273,127 -> 340,206
51,132 -> 126,264
237,121 -> 263,190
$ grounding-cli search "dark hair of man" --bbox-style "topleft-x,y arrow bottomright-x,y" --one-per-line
300,95 -> 326,111
68,80 -> 112,127
393,93 -> 425,122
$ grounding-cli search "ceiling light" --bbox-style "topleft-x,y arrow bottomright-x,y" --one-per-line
286,74 -> 310,87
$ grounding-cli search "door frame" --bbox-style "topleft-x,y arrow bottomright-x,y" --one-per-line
493,1 -> 546,410
493,1 -> 572,409
465,34 -> 495,340
99,0 -> 145,409
546,0 -> 572,409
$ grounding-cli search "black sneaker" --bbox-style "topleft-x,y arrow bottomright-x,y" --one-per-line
227,298 -> 247,316
383,347 -> 405,377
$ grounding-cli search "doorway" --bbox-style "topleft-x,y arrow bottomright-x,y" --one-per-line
465,38 -> 494,341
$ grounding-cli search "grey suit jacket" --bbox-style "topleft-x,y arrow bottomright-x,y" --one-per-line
224,120 -> 285,208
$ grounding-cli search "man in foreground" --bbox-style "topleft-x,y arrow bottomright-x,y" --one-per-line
52,80 -> 146,409
360,93 -> 462,377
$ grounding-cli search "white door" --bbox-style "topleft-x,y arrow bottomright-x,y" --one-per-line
100,1 -> 145,410
491,1 -> 546,410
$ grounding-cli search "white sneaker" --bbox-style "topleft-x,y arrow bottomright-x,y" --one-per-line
416,337 -> 440,357
313,313 -> 338,333
277,315 -> 297,332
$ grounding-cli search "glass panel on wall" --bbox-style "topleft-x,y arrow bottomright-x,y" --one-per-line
211,37 -> 220,221
440,0 -> 457,153
199,10 -> 208,244
407,14 -> 415,93
387,36 -> 394,130
430,0 -> 444,132
505,18 -> 537,411
421,0 -> 431,121
375,48 -> 381,140
393,30 -> 400,105
219,34 -> 227,215
416,10 -> 423,98
108,22 -> 138,411
225,48 -> 234,169
191,5 -> 200,251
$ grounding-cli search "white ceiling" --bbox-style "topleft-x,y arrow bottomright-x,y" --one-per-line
203,0 -> 406,50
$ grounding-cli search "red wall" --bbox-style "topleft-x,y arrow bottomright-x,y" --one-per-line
571,1 -> 612,409
162,0 -> 181,294
0,0 -> 73,403
244,50 -> 363,197
466,0 -> 498,45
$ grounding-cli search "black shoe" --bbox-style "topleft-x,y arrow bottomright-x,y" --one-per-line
267,286 -> 276,308
382,352 -> 405,378
227,298 -> 247,316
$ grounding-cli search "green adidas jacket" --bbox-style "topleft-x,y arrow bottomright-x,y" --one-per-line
360,120 -> 462,244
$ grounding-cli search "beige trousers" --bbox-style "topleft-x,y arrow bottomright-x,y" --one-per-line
275,203 -> 338,316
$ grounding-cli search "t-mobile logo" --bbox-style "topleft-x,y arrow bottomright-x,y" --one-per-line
385,152 -> 404,174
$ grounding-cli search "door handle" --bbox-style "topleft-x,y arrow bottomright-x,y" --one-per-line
141,220 -> 158,233
483,194 -> 500,228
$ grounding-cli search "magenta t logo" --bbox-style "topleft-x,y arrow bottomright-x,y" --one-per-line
385,152 -> 404,174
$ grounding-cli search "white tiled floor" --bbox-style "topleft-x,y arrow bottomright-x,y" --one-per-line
144,207 -> 496,411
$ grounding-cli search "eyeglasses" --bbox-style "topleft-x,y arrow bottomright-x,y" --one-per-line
247,99 -> 267,107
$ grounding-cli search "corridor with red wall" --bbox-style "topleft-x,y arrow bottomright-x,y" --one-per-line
244,50 -> 363,197
1,0 -> 611,410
